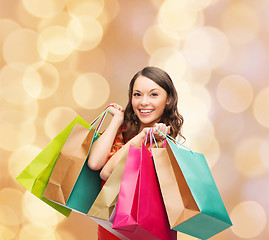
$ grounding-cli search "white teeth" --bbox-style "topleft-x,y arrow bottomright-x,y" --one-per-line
140,109 -> 153,113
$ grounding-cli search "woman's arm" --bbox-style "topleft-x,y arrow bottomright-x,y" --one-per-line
87,104 -> 124,171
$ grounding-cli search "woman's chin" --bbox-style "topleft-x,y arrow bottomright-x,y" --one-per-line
139,120 -> 160,128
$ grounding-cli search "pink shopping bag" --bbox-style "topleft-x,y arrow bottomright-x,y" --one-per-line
112,141 -> 177,240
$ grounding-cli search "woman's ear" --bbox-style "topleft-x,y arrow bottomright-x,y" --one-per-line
166,96 -> 171,105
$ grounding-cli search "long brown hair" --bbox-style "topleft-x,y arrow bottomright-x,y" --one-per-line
121,66 -> 184,142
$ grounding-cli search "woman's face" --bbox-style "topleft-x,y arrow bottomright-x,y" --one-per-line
131,75 -> 169,128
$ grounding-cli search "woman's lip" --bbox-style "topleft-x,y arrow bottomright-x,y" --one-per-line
138,109 -> 154,115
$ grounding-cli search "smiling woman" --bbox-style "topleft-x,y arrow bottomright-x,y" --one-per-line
87,66 -> 184,239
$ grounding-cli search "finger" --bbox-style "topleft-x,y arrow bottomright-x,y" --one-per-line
167,126 -> 171,135
153,124 -> 163,134
110,103 -> 123,111
153,127 -> 165,139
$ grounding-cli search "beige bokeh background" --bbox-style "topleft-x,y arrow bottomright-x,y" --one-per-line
0,0 -> 269,239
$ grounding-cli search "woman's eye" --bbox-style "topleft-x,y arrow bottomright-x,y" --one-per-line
151,93 -> 158,96
133,93 -> 141,97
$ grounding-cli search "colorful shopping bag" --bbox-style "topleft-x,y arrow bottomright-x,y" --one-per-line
42,108 -> 111,214
42,123 -> 101,214
16,115 -> 92,216
152,130 -> 232,240
112,138 -> 177,240
88,143 -> 133,240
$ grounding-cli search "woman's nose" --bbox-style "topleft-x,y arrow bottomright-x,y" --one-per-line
140,96 -> 149,105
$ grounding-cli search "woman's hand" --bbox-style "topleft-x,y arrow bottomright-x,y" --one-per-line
153,123 -> 171,139
108,103 -> 124,125
140,123 -> 170,141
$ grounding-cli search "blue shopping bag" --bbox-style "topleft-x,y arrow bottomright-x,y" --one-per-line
152,130 -> 232,240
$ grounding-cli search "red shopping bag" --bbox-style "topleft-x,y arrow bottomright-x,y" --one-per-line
112,140 -> 177,240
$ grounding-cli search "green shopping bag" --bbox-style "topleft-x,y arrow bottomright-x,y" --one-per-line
153,130 -> 232,240
42,111 -> 108,214
16,110 -> 106,216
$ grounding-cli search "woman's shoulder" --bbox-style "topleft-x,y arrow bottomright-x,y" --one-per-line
114,125 -> 127,144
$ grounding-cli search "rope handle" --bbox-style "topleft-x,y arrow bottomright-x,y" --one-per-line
154,127 -> 194,153
89,104 -> 115,137
142,128 -> 167,149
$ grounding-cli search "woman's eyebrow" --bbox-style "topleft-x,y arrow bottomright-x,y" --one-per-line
150,88 -> 160,92
133,88 -> 160,92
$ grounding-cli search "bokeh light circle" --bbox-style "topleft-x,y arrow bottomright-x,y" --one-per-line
0,63 -> 35,105
189,131 -> 220,168
149,47 -> 178,70
98,0 -> 120,26
67,0 -> 105,19
230,201 -> 267,238
38,12 -> 72,32
178,88 -> 215,167
253,87 -> 269,128
0,19 -> 21,47
38,26 -> 74,63
182,0 -> 212,12
22,191 -> 65,226
45,106 -> 77,140
8,145 -> 42,181
164,51 -> 187,81
242,178 -> 269,217
22,0 -> 66,18
217,75 -> 254,113
183,27 -> 230,69
0,205 -> 20,227
183,65 -> 211,86
221,2 -> 260,45
72,73 -> 110,109
3,28 -> 43,65
159,0 -> 198,32
18,223 -> 57,240
191,84 -> 212,110
15,1 -> 41,29
22,62 -> 60,99
22,65 -> 42,99
234,137 -> 267,178
67,16 -> 103,51
143,24 -> 180,56
260,136 -> 269,169
0,188 -> 24,225
0,224 -> 17,240
0,100 -> 38,126
0,122 -> 36,151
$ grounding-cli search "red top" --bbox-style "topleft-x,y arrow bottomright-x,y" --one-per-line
98,127 -> 126,240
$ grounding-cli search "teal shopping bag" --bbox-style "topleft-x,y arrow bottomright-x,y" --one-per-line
16,115 -> 92,217
153,130 -> 232,240
42,109 -> 109,214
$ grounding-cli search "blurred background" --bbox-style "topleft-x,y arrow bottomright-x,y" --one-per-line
0,0 -> 269,239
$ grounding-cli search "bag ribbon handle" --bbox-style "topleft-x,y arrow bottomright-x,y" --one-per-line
154,127 -> 194,153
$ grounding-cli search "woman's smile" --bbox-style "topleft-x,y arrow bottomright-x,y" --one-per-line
139,109 -> 154,115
